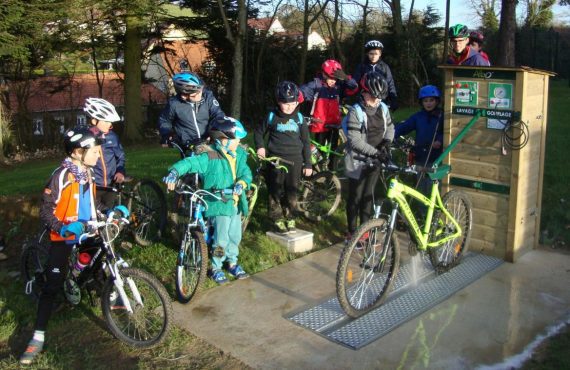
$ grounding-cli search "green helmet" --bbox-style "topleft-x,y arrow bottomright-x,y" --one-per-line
448,24 -> 469,38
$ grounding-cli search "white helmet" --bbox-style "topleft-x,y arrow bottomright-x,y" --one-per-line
364,40 -> 384,52
83,97 -> 121,122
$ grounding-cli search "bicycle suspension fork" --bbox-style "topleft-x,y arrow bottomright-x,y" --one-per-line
376,202 -> 399,272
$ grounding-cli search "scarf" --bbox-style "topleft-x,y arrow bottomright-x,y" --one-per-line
62,157 -> 89,184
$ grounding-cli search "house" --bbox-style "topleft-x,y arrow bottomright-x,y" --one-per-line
247,17 -> 286,35
247,17 -> 328,50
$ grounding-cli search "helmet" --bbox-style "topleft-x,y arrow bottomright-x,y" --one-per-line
364,40 -> 384,52
64,127 -> 103,155
418,85 -> 441,100
321,59 -> 342,78
83,98 -> 121,122
360,71 -> 389,100
209,117 -> 247,140
275,81 -> 300,103
469,31 -> 484,44
448,24 -> 469,39
172,72 -> 203,94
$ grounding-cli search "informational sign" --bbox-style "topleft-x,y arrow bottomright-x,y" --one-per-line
454,81 -> 478,106
488,83 -> 513,109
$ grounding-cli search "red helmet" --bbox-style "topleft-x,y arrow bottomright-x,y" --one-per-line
469,31 -> 484,44
321,59 -> 342,78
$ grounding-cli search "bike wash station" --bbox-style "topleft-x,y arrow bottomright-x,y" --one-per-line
285,65 -> 555,349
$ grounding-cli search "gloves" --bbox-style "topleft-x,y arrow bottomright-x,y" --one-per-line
375,142 -> 391,162
333,69 -> 348,81
163,170 -> 179,186
111,205 -> 130,219
389,97 -> 398,111
233,183 -> 244,196
60,221 -> 85,238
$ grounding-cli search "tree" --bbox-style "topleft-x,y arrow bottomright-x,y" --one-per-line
469,0 -> 499,31
497,0 -> 516,66
523,0 -> 556,29
298,0 -> 331,84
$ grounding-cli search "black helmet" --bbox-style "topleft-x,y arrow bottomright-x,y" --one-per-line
360,71 -> 389,100
209,117 -> 247,140
364,40 -> 384,52
64,127 -> 103,156
449,24 -> 469,39
275,81 -> 299,103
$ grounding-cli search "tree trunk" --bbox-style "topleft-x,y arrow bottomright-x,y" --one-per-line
230,0 -> 246,118
0,100 -> 7,162
497,0 -> 517,66
442,0 -> 451,63
123,13 -> 143,143
298,0 -> 311,84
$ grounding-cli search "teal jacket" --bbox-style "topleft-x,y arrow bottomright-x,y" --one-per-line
169,144 -> 252,217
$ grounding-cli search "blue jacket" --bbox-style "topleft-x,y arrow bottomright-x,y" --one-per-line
447,46 -> 491,67
90,128 -> 125,187
352,60 -> 398,109
395,108 -> 443,166
158,89 -> 226,144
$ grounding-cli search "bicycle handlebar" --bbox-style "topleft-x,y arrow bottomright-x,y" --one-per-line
354,155 -> 421,175
78,214 -> 130,244
247,147 -> 292,172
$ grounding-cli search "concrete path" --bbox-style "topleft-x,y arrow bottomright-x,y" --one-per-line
172,245 -> 570,370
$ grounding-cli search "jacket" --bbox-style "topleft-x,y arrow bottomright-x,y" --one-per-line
90,127 -> 125,186
395,108 -> 444,165
40,166 -> 98,242
447,46 -> 491,67
352,60 -> 398,109
344,101 -> 394,179
158,89 -> 226,144
300,75 -> 358,133
169,144 -> 252,217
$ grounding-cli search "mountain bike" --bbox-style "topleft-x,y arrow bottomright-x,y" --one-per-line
21,213 -> 173,347
97,178 -> 167,247
336,159 -> 472,318
307,118 -> 346,175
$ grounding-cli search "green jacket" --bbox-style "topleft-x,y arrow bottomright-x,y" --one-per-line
169,144 -> 252,217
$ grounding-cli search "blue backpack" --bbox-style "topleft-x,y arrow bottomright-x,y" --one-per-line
341,103 -> 366,136
267,111 -> 304,130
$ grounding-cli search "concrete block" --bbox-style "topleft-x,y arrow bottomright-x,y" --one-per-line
266,229 -> 314,253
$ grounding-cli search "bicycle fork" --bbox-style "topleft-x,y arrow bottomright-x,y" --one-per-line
375,203 -> 399,273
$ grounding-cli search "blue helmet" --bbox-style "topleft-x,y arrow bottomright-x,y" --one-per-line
418,85 -> 441,100
172,72 -> 203,94
210,116 -> 247,140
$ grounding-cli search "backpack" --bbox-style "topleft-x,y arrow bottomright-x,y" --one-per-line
267,111 -> 304,130
341,103 -> 366,136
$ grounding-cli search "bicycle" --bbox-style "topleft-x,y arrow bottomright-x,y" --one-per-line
307,118 -> 346,175
21,213 -> 173,347
96,178 -> 167,247
336,159 -> 472,318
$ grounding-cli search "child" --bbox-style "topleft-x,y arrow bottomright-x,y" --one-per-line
394,85 -> 444,195
469,31 -> 491,65
254,81 -> 313,233
352,40 -> 398,110
20,127 -> 127,365
300,59 -> 358,169
84,97 -> 126,209
447,24 -> 490,66
344,71 -> 394,241
164,117 -> 252,285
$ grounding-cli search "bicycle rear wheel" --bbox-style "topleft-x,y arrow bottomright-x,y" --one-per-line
102,267 -> 172,347
129,179 -> 167,247
176,229 -> 208,303
428,190 -> 472,273
336,217 -> 400,318
298,171 -> 341,221
20,229 -> 50,301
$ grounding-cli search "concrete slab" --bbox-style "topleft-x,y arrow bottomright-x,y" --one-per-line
172,245 -> 570,370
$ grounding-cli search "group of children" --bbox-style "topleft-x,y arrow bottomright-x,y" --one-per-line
21,22 -> 484,365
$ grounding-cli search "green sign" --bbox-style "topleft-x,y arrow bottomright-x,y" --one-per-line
452,107 -> 519,120
453,69 -> 517,80
488,83 -> 513,109
454,81 -> 478,106
450,177 -> 510,195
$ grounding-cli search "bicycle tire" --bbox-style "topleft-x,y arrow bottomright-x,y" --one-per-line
336,217 -> 400,318
101,267 -> 172,348
128,179 -> 167,247
241,183 -> 259,233
175,229 -> 208,303
20,229 -> 50,301
428,190 -> 473,273
298,171 -> 341,221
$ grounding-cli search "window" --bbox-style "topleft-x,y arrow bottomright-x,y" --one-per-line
179,59 -> 189,71
77,114 -> 86,126
33,118 -> 44,136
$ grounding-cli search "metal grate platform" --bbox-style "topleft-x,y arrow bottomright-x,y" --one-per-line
287,253 -> 503,349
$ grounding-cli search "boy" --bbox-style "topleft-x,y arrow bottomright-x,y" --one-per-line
447,24 -> 490,66
20,128 -> 126,365
469,30 -> 491,65
352,40 -> 398,110
164,117 -> 252,285
84,97 -> 125,208
254,81 -> 313,233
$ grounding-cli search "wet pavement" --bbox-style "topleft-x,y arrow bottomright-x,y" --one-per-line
172,243 -> 570,369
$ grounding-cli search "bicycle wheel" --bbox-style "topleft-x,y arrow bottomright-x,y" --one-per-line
332,142 -> 346,176
20,229 -> 50,300
336,217 -> 400,318
241,183 -> 258,233
102,267 -> 172,348
128,179 -> 167,247
428,190 -> 473,272
176,229 -> 208,303
298,171 -> 341,221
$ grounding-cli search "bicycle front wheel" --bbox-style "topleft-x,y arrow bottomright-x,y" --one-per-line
428,190 -> 473,273
298,171 -> 341,221
336,218 -> 400,318
20,229 -> 50,301
176,230 -> 208,303
102,267 -> 172,348
129,179 -> 167,247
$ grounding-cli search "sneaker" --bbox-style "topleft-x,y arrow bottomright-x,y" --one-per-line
354,232 -> 370,250
211,270 -> 228,285
20,338 -> 44,365
228,264 -> 249,279
344,232 -> 352,245
286,219 -> 296,233
274,219 -> 288,233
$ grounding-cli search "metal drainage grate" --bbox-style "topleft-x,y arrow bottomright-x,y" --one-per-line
287,253 -> 503,349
